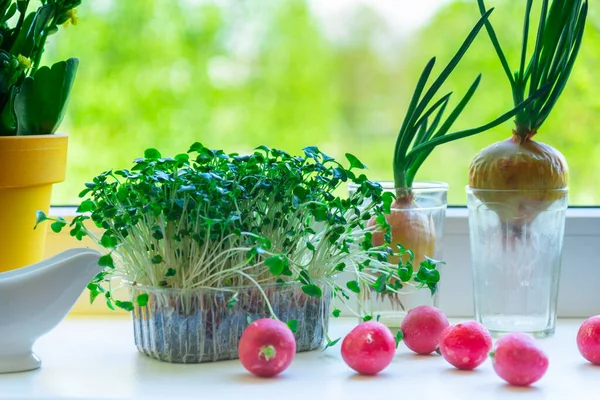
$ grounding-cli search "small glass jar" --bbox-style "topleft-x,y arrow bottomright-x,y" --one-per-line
467,187 -> 568,338
349,181 -> 448,330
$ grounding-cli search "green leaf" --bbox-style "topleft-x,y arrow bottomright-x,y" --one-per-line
334,263 -> 346,272
362,315 -> 373,322
144,148 -> 161,159
373,274 -> 387,293
34,210 -> 47,228
293,185 -> 307,201
332,309 -> 341,318
98,254 -> 114,268
29,4 -> 56,45
398,267 -> 411,282
395,331 -> 404,348
152,227 -> 164,240
345,153 -> 367,170
323,337 -> 341,350
89,289 -> 100,304
165,268 -> 176,277
298,270 -> 311,285
76,199 -> 95,213
226,293 -> 238,309
100,234 -> 118,249
265,256 -> 284,275
174,153 -> 189,163
9,11 -> 35,56
151,254 -> 163,264
115,300 -> 134,312
50,220 -> 66,233
136,293 -> 149,307
0,86 -> 17,135
346,280 -> 361,294
287,319 -> 299,333
14,58 -> 79,135
301,284 -> 322,298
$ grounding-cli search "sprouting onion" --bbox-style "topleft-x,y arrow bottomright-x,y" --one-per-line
367,8 -> 545,268
468,0 -> 588,224
392,8 -> 545,193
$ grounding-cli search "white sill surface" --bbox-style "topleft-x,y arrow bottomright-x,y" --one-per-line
1,318 -> 598,400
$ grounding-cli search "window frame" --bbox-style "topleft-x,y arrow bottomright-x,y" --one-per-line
47,206 -> 600,317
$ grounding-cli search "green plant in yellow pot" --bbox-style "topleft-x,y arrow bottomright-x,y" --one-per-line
0,0 -> 81,272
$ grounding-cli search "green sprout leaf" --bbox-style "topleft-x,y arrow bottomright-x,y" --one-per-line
89,289 -> 100,304
98,254 -> 114,269
302,284 -> 322,298
115,300 -> 134,312
50,218 -> 66,233
332,309 -> 341,318
34,210 -> 47,229
144,148 -> 161,159
287,319 -> 299,333
323,337 -> 341,350
373,274 -> 387,293
346,280 -> 361,294
136,293 -> 149,307
226,293 -> 238,309
165,268 -> 176,277
395,331 -> 404,348
77,199 -> 96,213
345,153 -> 367,170
265,256 -> 285,275
100,234 -> 118,249
398,267 -> 412,282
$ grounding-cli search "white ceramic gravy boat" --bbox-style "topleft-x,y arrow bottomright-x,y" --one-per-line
0,248 -> 102,373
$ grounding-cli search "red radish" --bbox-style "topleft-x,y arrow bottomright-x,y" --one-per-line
341,321 -> 396,375
577,315 -> 600,365
400,305 -> 449,355
491,332 -> 548,386
238,318 -> 296,377
438,321 -> 492,370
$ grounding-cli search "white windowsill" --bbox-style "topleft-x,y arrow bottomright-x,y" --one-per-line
0,317 -> 596,399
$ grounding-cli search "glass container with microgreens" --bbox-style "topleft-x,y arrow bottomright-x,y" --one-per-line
38,143 -> 442,363
468,0 -> 588,338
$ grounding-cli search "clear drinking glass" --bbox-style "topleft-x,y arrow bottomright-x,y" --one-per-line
348,181 -> 448,330
467,187 -> 568,338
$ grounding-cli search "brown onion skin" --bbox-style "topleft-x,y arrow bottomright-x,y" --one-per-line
468,134 -> 568,224
367,198 -> 435,269
469,135 -> 568,191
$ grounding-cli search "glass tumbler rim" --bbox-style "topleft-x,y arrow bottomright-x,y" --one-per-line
349,181 -> 449,193
466,185 -> 569,194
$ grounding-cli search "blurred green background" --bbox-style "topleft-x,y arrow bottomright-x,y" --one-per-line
45,0 -> 600,205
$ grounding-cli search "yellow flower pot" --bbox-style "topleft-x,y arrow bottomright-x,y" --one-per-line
0,134 -> 68,272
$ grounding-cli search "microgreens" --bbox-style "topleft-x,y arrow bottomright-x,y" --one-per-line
38,143 -> 443,319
